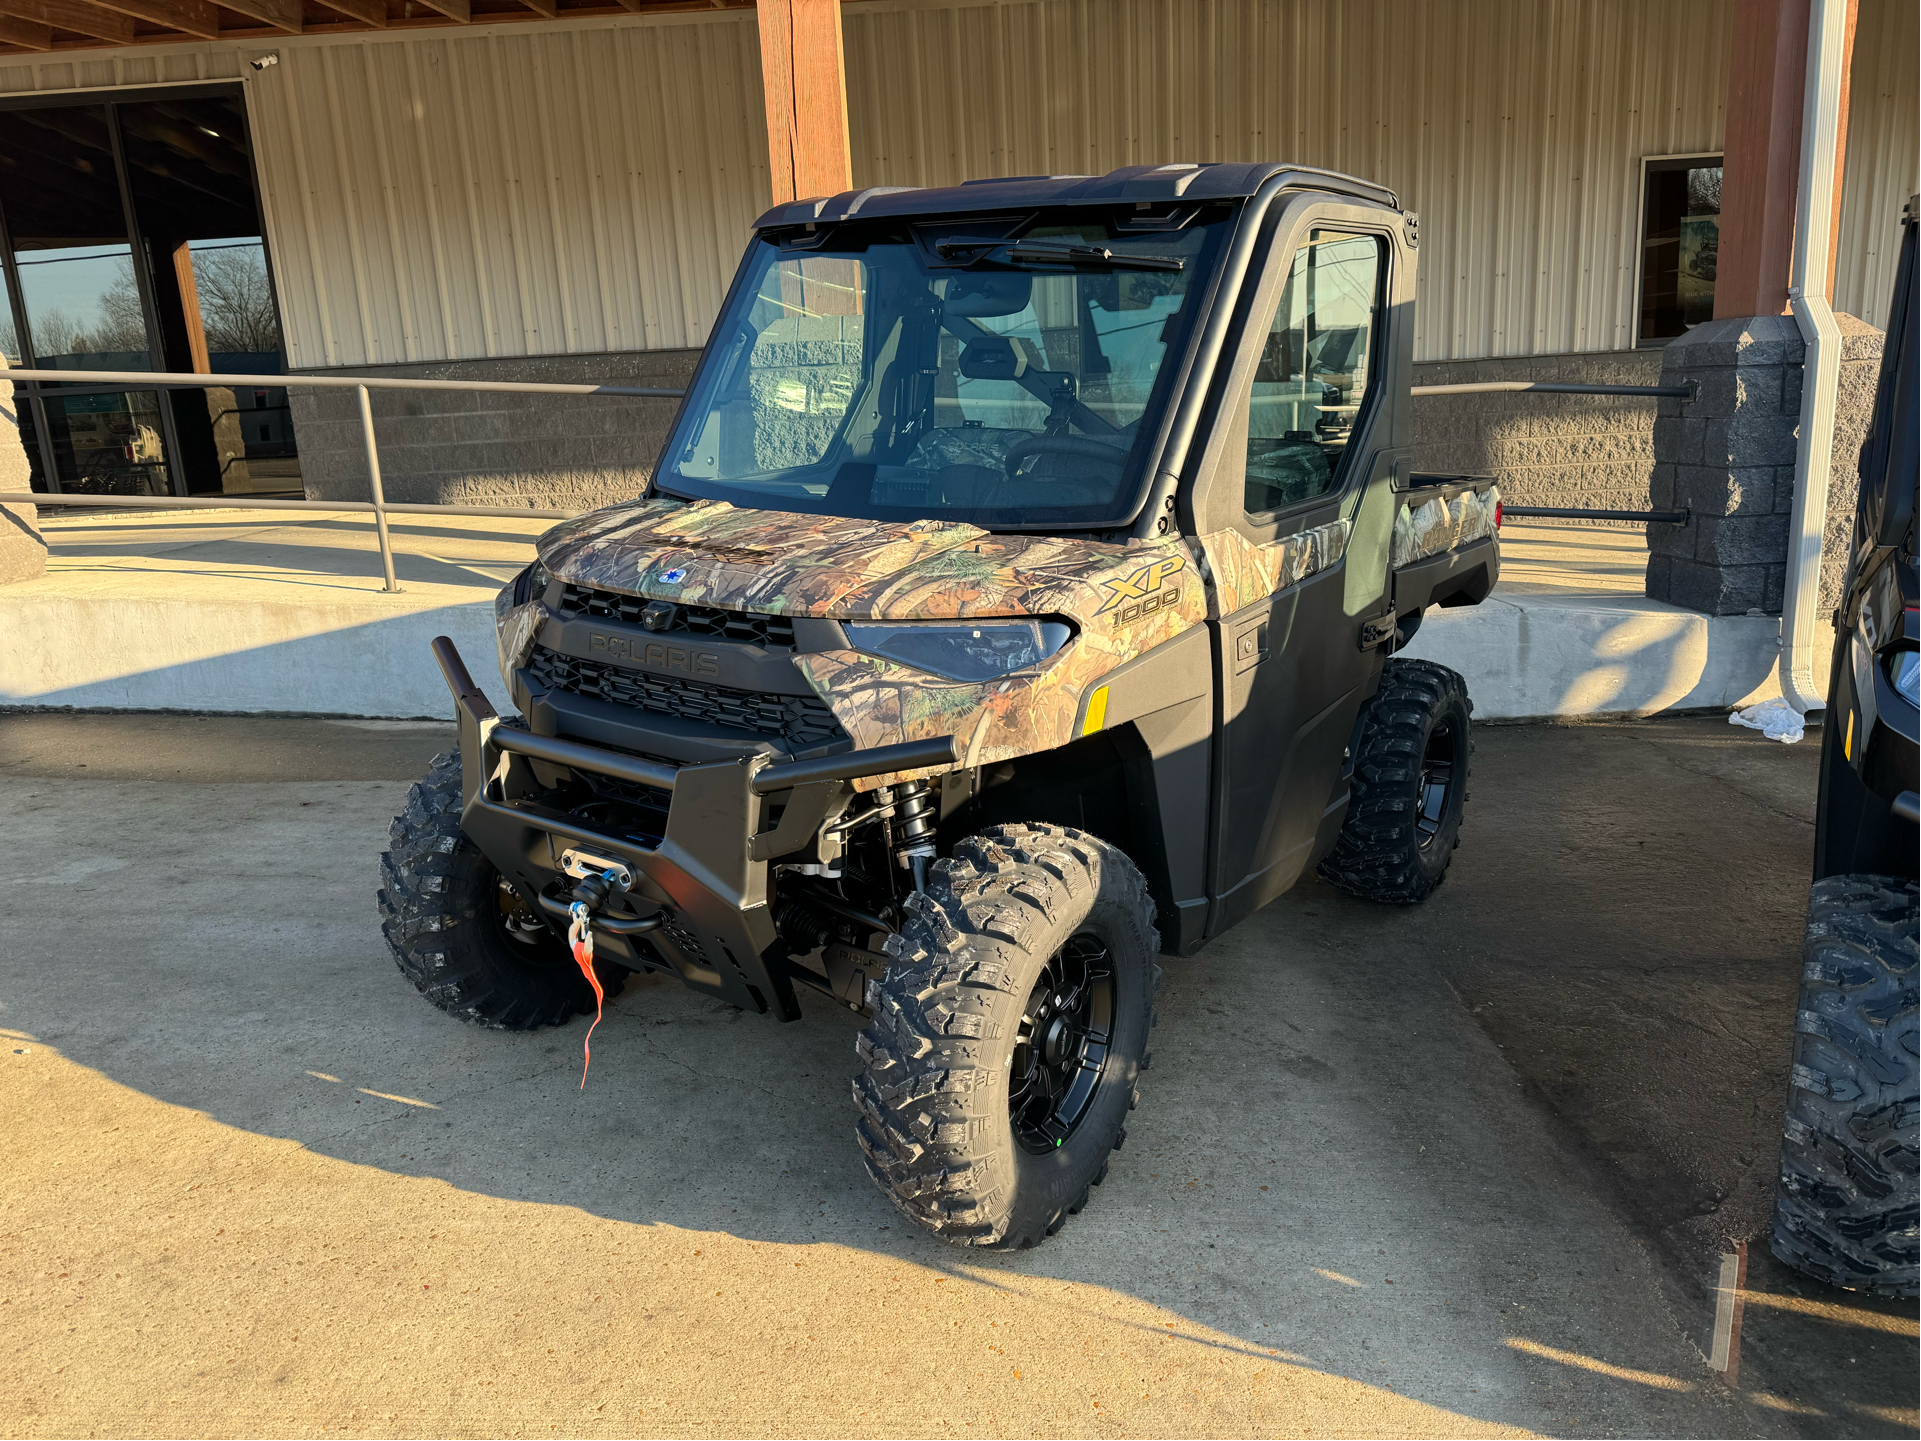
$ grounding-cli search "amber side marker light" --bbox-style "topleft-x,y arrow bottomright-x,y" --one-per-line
1081,686 -> 1110,736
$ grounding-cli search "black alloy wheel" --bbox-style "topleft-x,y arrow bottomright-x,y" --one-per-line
854,823 -> 1160,1248
493,873 -> 560,954
1010,933 -> 1115,1154
1316,658 -> 1474,904
1416,719 -> 1458,846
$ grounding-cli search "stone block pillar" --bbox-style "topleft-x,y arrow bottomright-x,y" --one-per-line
1648,317 -> 1801,615
1648,311 -> 1884,617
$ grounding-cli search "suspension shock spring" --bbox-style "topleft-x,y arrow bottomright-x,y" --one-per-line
893,778 -> 937,891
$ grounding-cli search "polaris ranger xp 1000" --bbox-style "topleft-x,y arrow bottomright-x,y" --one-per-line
382,163 -> 1499,1248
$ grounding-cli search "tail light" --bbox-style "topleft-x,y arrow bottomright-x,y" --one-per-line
1494,502 -> 1504,528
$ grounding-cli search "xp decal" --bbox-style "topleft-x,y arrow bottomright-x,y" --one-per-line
1095,556 -> 1188,621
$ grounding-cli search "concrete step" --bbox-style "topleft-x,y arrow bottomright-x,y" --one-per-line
0,513 -> 1785,723
0,507 -> 531,718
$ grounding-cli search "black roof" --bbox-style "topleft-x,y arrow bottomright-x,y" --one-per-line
752,162 -> 1399,231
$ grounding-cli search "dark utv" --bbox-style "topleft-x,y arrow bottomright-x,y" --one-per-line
379,163 -> 1501,1247
1770,196 -> 1919,1298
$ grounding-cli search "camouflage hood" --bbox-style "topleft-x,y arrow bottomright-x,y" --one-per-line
535,496 -> 1179,627
509,496 -> 1216,782
508,496 -> 1353,784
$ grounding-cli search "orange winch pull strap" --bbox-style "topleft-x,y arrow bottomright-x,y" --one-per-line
566,900 -> 606,1089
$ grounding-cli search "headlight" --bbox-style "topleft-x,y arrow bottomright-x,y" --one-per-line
845,619 -> 1073,682
515,558 -> 552,606
1888,650 -> 1920,707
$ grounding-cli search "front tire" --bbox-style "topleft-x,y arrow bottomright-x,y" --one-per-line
1771,875 -> 1919,1297
378,749 -> 625,1029
853,824 -> 1159,1248
1317,658 -> 1472,904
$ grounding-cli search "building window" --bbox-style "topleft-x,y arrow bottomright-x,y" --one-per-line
1638,155 -> 1723,344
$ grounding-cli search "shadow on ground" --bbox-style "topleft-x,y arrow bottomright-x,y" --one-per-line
0,711 -> 1911,1437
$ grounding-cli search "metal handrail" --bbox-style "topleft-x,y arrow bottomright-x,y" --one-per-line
1,366 -> 689,591
1,367 -> 687,398
0,368 -> 1693,594
1409,380 -> 1695,399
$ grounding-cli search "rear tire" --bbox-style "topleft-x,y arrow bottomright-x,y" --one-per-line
378,749 -> 625,1029
853,824 -> 1159,1248
1771,874 -> 1919,1297
1317,658 -> 1473,904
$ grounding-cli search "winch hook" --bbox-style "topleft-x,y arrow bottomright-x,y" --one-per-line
557,850 -> 635,1090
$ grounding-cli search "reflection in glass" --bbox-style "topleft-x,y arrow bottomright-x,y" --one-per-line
191,238 -> 281,363
1639,158 -> 1722,343
1245,231 -> 1382,513
118,94 -> 296,496
14,243 -> 152,370
41,389 -> 172,495
0,105 -> 155,372
665,214 -> 1230,527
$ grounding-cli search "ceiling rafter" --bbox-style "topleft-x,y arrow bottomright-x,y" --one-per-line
0,0 -> 133,44
0,11 -> 50,46
217,0 -> 302,34
310,0 -> 388,26
87,0 -> 219,39
0,0 -> 767,52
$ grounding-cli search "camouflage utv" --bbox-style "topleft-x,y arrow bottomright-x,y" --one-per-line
381,163 -> 1500,1248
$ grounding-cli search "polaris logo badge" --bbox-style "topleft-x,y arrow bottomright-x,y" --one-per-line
589,631 -> 720,676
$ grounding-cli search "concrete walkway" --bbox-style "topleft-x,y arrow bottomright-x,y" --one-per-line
0,510 -> 1785,720
7,713 -> 1913,1437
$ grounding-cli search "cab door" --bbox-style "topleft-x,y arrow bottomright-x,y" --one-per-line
1183,199 -> 1417,936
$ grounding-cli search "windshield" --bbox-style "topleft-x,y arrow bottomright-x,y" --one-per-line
655,209 -> 1235,529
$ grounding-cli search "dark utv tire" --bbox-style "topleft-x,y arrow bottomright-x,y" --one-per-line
1317,657 -> 1472,905
378,749 -> 625,1029
854,824 -> 1159,1248
1772,875 -> 1919,1298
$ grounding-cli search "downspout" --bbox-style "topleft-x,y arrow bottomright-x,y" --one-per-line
1779,0 -> 1851,713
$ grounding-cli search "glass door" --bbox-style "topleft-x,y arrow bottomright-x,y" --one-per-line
118,94 -> 297,497
0,88 -> 296,497
0,103 -> 177,496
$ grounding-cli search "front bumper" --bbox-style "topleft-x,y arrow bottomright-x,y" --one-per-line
431,636 -> 956,1021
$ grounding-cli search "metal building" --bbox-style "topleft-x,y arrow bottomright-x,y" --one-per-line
0,0 -> 1913,513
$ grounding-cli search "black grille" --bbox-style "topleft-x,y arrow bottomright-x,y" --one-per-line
554,584 -> 796,649
528,645 -> 847,751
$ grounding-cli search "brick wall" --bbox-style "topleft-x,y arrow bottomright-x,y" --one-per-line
292,344 -> 1779,538
1410,349 -> 1664,528
290,350 -> 700,510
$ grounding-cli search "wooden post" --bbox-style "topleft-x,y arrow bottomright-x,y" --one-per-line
1716,0 -> 1810,317
1715,0 -> 1857,317
757,0 -> 851,205
172,241 -> 211,374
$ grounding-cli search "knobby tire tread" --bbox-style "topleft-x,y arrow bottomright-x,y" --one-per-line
1772,874 -> 1919,1297
1317,657 -> 1472,905
377,748 -> 621,1031
852,823 -> 1159,1249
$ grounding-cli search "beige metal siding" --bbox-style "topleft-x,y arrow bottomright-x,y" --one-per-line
844,0 -> 1734,363
251,18 -> 769,367
0,14 -> 770,370
0,1 -> 1910,371
1835,0 -> 1919,330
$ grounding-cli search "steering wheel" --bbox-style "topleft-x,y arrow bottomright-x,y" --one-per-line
1001,434 -> 1130,479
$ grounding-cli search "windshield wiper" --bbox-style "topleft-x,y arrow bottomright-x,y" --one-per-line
935,238 -> 1183,273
